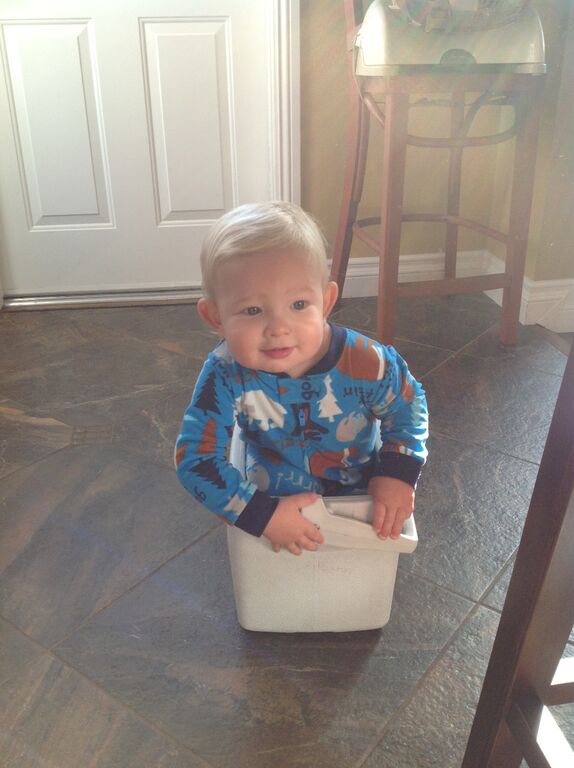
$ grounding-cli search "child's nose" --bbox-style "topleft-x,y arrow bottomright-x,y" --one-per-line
267,311 -> 289,335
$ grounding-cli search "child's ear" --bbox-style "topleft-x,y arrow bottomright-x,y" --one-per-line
197,298 -> 223,334
322,281 -> 339,318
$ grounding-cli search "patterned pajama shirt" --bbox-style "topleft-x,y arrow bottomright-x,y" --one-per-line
175,324 -> 428,536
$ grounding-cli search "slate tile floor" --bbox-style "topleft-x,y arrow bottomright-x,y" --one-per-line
1,294 -> 572,768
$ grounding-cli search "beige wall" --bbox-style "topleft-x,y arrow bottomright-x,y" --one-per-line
300,0 -> 574,282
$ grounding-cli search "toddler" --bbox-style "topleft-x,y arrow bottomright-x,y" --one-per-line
175,202 -> 428,555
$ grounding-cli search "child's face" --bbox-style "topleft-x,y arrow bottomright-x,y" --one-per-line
198,249 -> 338,377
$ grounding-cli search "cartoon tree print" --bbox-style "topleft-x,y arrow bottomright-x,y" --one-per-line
194,370 -> 220,415
318,374 -> 342,422
193,457 -> 226,489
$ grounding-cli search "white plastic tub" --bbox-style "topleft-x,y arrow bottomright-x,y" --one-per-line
227,495 -> 417,633
226,429 -> 418,633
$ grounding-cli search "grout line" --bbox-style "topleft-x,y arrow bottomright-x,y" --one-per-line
0,616 -> 54,689
396,564 -> 479,609
49,523 -> 222,653
44,650 -> 215,767
0,613 -> 52,653
0,443 -> 77,484
419,323 -> 499,380
394,336 -> 456,353
394,558 -> 524,622
475,548 -> 518,610
428,429 -> 543,469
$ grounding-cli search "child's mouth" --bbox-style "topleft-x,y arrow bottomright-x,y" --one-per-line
263,347 -> 293,359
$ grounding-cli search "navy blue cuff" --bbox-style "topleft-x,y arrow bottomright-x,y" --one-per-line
376,452 -> 424,489
235,491 -> 279,537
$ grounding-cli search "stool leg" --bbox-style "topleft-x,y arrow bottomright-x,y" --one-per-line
445,92 -> 465,280
500,88 -> 542,345
331,91 -> 370,298
377,92 -> 409,346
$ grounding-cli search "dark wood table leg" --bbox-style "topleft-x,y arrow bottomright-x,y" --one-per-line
462,344 -> 574,767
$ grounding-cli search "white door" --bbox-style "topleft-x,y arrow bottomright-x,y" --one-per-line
0,0 -> 299,305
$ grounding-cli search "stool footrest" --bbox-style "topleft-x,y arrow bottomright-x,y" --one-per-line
397,273 -> 511,297
355,214 -> 508,244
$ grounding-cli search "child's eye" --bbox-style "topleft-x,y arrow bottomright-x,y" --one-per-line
292,300 -> 308,311
242,306 -> 261,316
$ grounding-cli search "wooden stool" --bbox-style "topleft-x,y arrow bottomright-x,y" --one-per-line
462,343 -> 574,768
332,0 -> 545,346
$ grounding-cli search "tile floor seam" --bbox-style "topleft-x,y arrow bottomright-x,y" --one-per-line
0,616 -> 53,691
429,429 -> 543,469
0,613 -> 52,653
453,351 -> 568,379
331,321 -> 481,380
42,649 -> 217,768
424,326 -> 498,373
41,382 -> 182,412
441,322 -> 569,377
351,600 -> 488,768
339,323 -> 470,359
419,350 -> 460,379
474,547 -> 520,606
419,323 -> 498,380
0,443 -> 75,485
48,523 -> 223,653
394,335 -> 460,353
396,563 -> 484,609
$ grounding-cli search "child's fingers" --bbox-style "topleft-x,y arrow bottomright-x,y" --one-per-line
304,521 -> 324,544
272,542 -> 281,553
287,542 -> 302,556
379,507 -> 398,539
390,509 -> 408,540
371,500 -> 387,534
295,492 -> 319,510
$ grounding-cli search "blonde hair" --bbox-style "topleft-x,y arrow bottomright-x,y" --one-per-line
200,201 -> 328,301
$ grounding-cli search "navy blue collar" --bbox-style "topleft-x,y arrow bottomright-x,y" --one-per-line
275,323 -> 346,378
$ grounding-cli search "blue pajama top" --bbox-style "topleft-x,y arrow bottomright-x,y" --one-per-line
175,324 -> 428,536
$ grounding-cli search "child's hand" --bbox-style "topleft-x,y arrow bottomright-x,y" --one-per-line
263,493 -> 324,555
367,476 -> 415,540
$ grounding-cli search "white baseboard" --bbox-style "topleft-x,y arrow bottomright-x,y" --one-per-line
338,251 -> 574,333
485,255 -> 574,334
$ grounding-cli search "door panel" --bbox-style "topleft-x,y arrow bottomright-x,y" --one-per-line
3,21 -> 113,229
141,18 -> 234,223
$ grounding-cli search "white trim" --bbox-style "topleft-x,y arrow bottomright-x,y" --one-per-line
337,251 -> 574,333
268,0 -> 300,202
484,255 -> 574,333
2,287 -> 202,310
